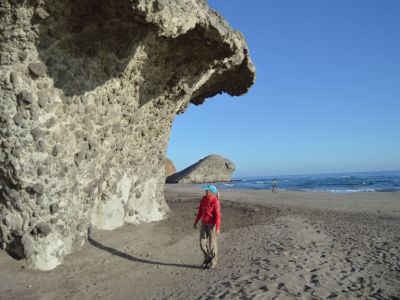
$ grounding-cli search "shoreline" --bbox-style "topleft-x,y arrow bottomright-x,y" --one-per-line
165,183 -> 400,193
167,182 -> 400,193
225,188 -> 400,193
165,184 -> 400,217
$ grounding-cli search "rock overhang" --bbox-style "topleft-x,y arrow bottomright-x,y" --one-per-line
0,0 -> 255,270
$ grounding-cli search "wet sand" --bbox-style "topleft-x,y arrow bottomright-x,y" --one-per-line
0,185 -> 399,299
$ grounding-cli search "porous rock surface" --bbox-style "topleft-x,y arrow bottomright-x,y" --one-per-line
166,155 -> 235,183
0,0 -> 255,270
165,158 -> 176,178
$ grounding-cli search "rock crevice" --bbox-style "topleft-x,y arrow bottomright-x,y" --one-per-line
0,0 -> 255,270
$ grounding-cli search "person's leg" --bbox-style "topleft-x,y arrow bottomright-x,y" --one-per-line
208,224 -> 218,268
199,223 -> 210,266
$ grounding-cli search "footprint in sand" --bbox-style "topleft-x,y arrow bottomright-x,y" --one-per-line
327,292 -> 338,298
277,282 -> 289,292
310,278 -> 319,286
259,285 -> 268,292
303,285 -> 312,292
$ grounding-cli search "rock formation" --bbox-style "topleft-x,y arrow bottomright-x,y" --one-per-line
0,0 -> 255,270
165,158 -> 176,178
166,155 -> 235,183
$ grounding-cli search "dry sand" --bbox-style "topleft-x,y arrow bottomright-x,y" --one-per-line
0,185 -> 399,300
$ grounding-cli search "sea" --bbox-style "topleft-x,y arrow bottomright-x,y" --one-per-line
214,170 -> 400,193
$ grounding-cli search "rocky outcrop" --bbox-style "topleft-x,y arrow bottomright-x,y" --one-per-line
0,0 -> 255,270
165,158 -> 176,178
166,155 -> 235,183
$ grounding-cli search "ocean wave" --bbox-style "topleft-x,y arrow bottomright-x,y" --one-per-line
220,171 -> 400,193
324,189 -> 376,193
223,183 -> 235,187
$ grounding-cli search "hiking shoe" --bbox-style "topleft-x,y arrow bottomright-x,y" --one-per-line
201,259 -> 210,268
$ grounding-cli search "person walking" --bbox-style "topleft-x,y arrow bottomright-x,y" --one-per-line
193,185 -> 221,269
272,179 -> 277,194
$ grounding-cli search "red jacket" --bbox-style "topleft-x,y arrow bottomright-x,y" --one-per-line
194,194 -> 221,231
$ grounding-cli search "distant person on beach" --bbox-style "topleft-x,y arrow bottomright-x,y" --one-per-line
193,185 -> 221,269
272,179 -> 277,193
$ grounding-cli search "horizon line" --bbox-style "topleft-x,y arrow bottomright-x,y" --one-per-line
233,169 -> 400,179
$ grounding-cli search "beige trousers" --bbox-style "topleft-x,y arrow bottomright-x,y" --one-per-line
200,223 -> 218,265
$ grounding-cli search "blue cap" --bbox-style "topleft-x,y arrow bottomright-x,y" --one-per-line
202,185 -> 218,195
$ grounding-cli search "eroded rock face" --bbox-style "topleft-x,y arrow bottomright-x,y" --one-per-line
166,155 -> 235,183
0,0 -> 255,270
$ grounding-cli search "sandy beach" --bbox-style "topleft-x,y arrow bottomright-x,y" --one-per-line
0,185 -> 399,300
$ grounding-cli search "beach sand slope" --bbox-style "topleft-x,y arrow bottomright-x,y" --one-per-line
0,186 -> 399,299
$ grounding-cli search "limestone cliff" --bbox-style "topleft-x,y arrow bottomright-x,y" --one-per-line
0,0 -> 255,270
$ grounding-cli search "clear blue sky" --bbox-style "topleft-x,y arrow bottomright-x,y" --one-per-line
167,0 -> 400,177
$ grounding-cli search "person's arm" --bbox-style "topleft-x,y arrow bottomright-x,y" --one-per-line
193,199 -> 203,229
214,200 -> 221,234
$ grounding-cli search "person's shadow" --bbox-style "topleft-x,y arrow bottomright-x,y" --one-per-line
88,235 -> 201,270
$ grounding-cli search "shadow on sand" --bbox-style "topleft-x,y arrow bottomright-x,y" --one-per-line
88,236 -> 201,270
